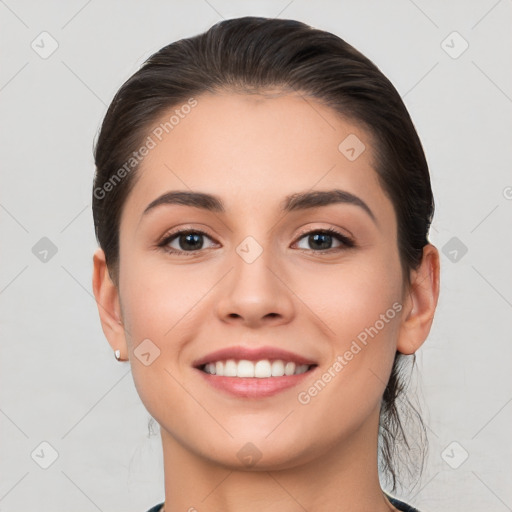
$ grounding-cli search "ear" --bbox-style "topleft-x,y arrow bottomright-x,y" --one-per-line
397,244 -> 440,355
92,248 -> 128,360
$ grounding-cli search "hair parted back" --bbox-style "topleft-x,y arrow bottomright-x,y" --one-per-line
93,16 -> 433,493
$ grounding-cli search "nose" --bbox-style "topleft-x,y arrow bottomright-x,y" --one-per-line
214,241 -> 295,329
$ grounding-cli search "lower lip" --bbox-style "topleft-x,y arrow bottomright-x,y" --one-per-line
196,368 -> 315,398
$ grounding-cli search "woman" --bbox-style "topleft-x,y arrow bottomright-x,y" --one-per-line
91,16 -> 440,512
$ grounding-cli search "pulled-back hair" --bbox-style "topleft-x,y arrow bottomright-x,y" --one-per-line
93,16 -> 433,493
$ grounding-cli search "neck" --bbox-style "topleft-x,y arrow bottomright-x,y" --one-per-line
158,406 -> 399,512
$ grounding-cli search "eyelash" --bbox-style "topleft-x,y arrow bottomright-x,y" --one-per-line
157,227 -> 355,256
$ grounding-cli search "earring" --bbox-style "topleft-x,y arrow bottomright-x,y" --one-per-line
114,349 -> 121,361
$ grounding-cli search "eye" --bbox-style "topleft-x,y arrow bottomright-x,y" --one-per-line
157,227 -> 355,256
158,229 -> 217,255
294,228 -> 355,253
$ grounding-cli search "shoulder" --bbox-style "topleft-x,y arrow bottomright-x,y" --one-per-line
385,493 -> 421,512
144,504 -> 164,512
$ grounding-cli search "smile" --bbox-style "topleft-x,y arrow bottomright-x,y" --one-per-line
201,359 -> 313,378
193,346 -> 318,398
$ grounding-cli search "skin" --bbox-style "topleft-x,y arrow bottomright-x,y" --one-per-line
92,90 -> 440,512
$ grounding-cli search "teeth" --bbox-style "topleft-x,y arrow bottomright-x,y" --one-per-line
254,360 -> 271,378
271,360 -> 285,377
224,359 -> 237,377
295,364 -> 309,374
202,359 -> 311,378
284,362 -> 295,376
237,360 -> 255,378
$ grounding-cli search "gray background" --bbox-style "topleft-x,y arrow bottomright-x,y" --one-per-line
1,0 -> 511,511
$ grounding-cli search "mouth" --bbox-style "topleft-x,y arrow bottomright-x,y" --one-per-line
200,359 -> 314,377
193,346 -> 318,398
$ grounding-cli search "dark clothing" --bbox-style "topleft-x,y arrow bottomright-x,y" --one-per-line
145,505 -> 163,512
386,493 -> 421,511
145,493 -> 420,511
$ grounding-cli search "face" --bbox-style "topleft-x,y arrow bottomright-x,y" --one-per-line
115,90 -> 406,469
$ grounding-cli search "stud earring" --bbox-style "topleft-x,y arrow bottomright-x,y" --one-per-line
114,349 -> 121,361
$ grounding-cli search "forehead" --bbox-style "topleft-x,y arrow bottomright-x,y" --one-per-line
122,91 -> 394,225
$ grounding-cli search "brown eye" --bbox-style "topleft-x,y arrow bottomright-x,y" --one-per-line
295,229 -> 355,252
159,230 -> 217,254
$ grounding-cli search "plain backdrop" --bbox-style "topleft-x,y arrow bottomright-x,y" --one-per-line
1,1 -> 511,511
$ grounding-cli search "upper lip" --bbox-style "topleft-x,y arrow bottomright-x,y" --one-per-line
192,346 -> 317,368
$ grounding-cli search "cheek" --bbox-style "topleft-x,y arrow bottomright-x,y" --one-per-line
117,257 -> 211,425
119,253 -> 206,341
296,250 -> 403,343
294,249 -> 403,400
292,261 -> 403,441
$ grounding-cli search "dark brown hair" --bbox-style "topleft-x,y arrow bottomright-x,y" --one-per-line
93,16 -> 433,493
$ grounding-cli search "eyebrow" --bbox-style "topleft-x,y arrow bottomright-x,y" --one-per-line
142,189 -> 377,224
